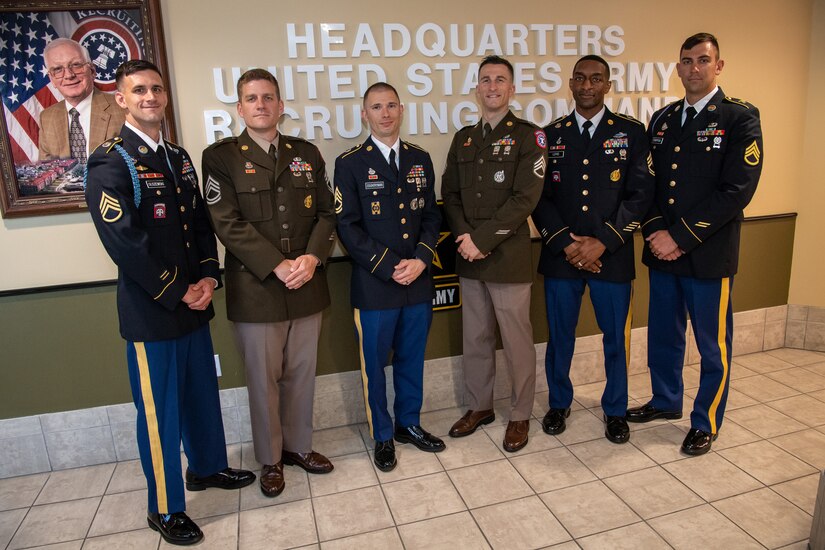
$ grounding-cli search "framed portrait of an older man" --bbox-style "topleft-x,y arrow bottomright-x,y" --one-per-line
0,0 -> 176,217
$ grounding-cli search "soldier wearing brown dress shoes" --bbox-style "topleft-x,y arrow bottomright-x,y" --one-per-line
203,69 -> 335,496
442,56 -> 547,452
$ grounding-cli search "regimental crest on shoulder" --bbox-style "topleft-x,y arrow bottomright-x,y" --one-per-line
204,175 -> 222,205
340,143 -> 362,159
744,140 -> 761,166
99,191 -> 122,223
405,140 -> 427,152
724,96 -> 750,109
614,112 -> 644,126
100,136 -> 122,153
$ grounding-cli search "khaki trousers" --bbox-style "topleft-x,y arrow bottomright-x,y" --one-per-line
233,312 -> 322,465
460,278 -> 536,421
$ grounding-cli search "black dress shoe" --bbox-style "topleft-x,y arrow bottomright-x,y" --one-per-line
626,402 -> 682,423
681,428 -> 717,456
394,425 -> 446,452
604,415 -> 630,444
185,467 -> 256,491
541,408 -> 570,435
147,512 -> 203,545
374,440 -> 397,472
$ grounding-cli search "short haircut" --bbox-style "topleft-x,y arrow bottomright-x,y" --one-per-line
115,59 -> 162,89
43,38 -> 91,65
363,82 -> 400,106
479,55 -> 514,79
236,68 -> 281,102
573,55 -> 610,78
681,32 -> 720,58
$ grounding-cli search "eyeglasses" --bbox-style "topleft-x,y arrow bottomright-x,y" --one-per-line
48,62 -> 89,79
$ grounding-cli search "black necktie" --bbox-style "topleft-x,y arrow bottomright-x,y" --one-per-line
389,148 -> 399,179
268,143 -> 278,163
483,122 -> 492,139
156,145 -> 176,183
581,120 -> 593,148
682,106 -> 697,129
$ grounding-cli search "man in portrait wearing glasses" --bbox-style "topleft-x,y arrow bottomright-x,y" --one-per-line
38,38 -> 124,162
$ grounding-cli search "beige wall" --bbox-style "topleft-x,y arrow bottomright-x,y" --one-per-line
790,0 -> 825,307
0,0 -> 813,292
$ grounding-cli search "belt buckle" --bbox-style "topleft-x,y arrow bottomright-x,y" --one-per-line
281,238 -> 291,253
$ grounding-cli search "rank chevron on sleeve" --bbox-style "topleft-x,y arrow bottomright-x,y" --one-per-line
533,155 -> 547,178
744,140 -> 761,166
204,176 -> 222,205
99,191 -> 123,223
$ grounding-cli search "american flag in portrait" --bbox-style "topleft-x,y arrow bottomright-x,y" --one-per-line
0,12 -> 60,164
1,9 -> 144,165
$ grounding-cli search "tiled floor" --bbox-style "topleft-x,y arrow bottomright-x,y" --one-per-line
1,348 -> 824,549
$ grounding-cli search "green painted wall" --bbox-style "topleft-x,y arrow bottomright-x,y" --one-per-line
0,215 -> 794,419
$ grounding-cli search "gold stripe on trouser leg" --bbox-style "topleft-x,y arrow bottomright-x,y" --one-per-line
707,277 -> 731,435
135,342 -> 168,513
353,309 -> 374,438
624,284 -> 633,368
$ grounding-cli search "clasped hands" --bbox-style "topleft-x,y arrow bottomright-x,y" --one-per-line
564,234 -> 605,273
182,277 -> 217,310
646,230 -> 684,261
274,254 -> 319,290
456,233 -> 488,262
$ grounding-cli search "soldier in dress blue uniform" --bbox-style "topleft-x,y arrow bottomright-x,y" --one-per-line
85,60 -> 254,546
334,82 -> 445,472
533,55 -> 654,444
626,33 -> 764,456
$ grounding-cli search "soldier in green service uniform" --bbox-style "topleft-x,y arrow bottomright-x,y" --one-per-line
442,55 -> 548,453
202,69 -> 336,498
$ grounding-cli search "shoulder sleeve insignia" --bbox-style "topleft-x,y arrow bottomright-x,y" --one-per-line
204,175 -> 222,205
744,140 -> 761,166
334,187 -> 343,214
534,130 -> 547,149
99,191 -> 123,223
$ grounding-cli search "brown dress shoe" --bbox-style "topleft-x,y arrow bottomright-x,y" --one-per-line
448,409 -> 495,437
282,450 -> 334,474
260,463 -> 285,497
503,420 -> 529,452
